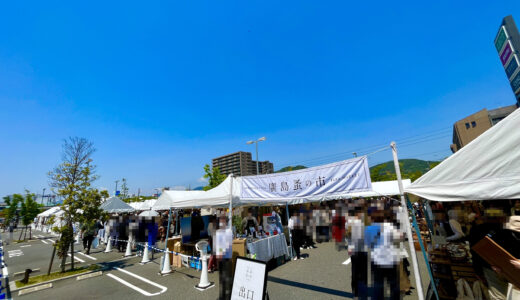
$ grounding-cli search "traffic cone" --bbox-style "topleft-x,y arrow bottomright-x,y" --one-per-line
160,251 -> 172,275
104,237 -> 112,253
124,237 -> 133,257
141,243 -> 150,264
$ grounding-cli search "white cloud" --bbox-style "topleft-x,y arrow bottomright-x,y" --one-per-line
197,176 -> 208,183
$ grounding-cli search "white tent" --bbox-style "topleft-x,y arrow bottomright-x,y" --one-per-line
405,107 -> 520,202
37,206 -> 62,218
153,177 -> 235,210
152,176 -> 411,210
129,199 -> 158,211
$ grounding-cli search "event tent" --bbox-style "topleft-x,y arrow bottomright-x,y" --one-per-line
37,206 -> 62,218
152,176 -> 411,210
129,199 -> 158,211
100,196 -> 135,213
153,179 -> 231,210
405,107 -> 520,202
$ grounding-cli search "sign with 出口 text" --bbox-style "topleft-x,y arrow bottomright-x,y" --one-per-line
231,257 -> 267,300
240,156 -> 372,201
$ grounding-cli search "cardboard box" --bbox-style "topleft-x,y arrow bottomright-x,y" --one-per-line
167,237 -> 182,263
232,238 -> 247,274
171,254 -> 182,268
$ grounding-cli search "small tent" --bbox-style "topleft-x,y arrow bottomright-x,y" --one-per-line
100,196 -> 135,213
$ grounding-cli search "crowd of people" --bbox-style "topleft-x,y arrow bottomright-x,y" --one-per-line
289,197 -> 412,299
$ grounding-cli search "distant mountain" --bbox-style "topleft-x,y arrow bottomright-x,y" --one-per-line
370,159 -> 440,182
275,165 -> 307,173
273,159 -> 440,181
192,186 -> 204,191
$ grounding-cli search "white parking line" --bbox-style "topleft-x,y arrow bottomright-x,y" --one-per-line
41,239 -> 49,244
20,245 -> 31,248
342,258 -> 351,265
46,239 -> 55,244
76,252 -> 97,260
107,267 -> 167,297
67,253 -> 85,263
8,250 -> 23,258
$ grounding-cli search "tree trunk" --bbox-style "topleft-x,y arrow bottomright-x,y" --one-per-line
47,245 -> 56,275
70,224 -> 74,271
70,237 -> 75,270
18,227 -> 24,241
60,243 -> 68,273
23,225 -> 27,240
29,226 -> 32,240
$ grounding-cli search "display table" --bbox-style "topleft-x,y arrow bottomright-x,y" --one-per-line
247,233 -> 289,262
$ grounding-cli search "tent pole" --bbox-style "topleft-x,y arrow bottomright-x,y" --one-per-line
285,203 -> 293,259
162,207 -> 172,269
228,175 -> 233,229
391,142 -> 424,300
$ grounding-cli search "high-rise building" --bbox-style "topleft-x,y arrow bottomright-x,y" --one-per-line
212,151 -> 274,176
450,105 -> 517,153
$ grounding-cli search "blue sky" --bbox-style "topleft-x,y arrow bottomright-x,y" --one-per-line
1,1 -> 519,197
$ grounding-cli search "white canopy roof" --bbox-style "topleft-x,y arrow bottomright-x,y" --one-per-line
405,107 -> 520,202
37,206 -> 62,218
153,176 -> 235,210
152,175 -> 409,210
129,199 -> 158,211
100,196 -> 135,213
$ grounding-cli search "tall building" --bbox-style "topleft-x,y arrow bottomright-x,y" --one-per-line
450,105 -> 517,153
212,151 -> 274,176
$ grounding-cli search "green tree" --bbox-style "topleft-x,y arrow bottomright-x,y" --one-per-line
202,164 -> 226,191
3,194 -> 22,227
120,178 -> 129,200
48,137 -> 105,272
19,191 -> 42,240
100,190 -> 109,201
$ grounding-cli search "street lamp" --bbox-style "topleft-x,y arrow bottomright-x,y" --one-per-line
115,180 -> 119,196
246,137 -> 266,175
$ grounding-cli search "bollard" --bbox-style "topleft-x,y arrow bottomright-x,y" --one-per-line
194,240 -> 214,290
160,252 -> 172,275
20,269 -> 32,284
140,242 -> 150,264
104,237 -> 112,253
195,255 -> 213,290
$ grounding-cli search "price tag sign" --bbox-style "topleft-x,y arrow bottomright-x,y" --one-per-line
231,256 -> 267,300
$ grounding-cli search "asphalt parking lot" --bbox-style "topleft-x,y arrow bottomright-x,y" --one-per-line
4,229 -> 429,299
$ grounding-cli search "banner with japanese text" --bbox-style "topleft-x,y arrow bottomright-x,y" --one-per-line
240,156 -> 372,201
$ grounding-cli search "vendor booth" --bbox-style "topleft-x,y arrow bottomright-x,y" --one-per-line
406,108 -> 520,300
152,157 -> 422,286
